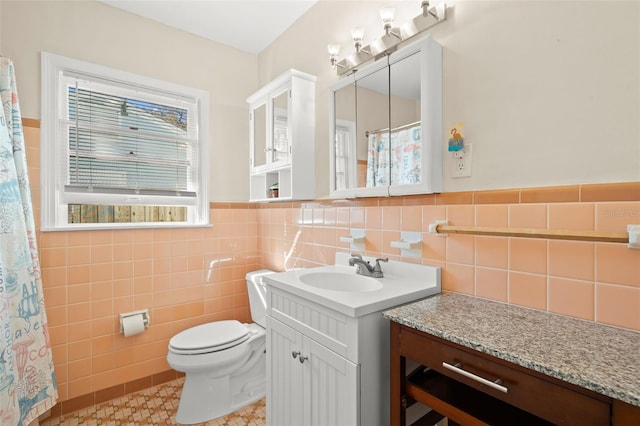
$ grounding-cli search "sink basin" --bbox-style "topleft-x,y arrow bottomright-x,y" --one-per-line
299,271 -> 383,292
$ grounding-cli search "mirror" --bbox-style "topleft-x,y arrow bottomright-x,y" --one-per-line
272,89 -> 289,164
357,64 -> 389,189
329,36 -> 442,198
389,51 -> 421,186
252,102 -> 267,168
333,82 -> 356,191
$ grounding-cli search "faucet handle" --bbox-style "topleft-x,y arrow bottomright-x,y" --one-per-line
350,253 -> 363,259
373,257 -> 389,271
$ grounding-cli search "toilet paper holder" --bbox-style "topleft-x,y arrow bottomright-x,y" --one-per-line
119,309 -> 150,334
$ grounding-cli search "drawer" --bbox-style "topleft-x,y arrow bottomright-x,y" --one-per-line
399,327 -> 611,426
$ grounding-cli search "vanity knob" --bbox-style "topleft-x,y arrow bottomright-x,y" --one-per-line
292,351 -> 300,359
299,355 -> 308,364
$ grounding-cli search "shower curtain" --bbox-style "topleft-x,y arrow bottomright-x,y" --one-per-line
366,124 -> 422,187
0,58 -> 57,425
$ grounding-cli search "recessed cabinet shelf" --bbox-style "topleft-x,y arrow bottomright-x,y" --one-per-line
247,69 -> 315,202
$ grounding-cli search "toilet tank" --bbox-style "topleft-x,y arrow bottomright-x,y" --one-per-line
246,269 -> 274,328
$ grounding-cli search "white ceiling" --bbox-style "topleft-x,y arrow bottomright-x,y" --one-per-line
99,0 -> 318,54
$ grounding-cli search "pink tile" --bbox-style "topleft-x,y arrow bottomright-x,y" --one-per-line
596,243 -> 640,287
476,237 -> 508,269
422,233 -> 446,262
476,268 -> 508,302
548,241 -> 594,281
509,238 -> 547,274
475,205 -> 508,228
442,263 -> 474,295
350,207 -> 365,228
447,205 -> 474,226
596,202 -> 640,232
401,206 -> 422,231
382,206 -> 401,231
549,203 -> 594,231
365,207 -> 381,230
509,272 -> 547,311
509,204 -> 547,229
548,277 -> 594,320
446,235 -> 474,265
596,284 -> 640,331
422,205 -> 446,230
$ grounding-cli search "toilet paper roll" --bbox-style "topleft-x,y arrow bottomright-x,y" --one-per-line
122,314 -> 146,337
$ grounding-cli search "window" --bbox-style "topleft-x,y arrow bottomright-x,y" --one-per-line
41,52 -> 209,230
334,120 -> 356,191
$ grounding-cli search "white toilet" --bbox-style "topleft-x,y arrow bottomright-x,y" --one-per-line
167,269 -> 274,424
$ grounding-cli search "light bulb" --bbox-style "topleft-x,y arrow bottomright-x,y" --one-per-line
379,6 -> 395,26
350,27 -> 365,42
327,44 -> 341,56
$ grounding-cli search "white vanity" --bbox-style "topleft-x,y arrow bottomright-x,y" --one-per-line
263,253 -> 441,425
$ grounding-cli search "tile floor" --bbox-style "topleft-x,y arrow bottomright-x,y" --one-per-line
40,378 -> 266,426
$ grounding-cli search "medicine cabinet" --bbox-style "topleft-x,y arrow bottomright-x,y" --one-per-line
329,36 -> 443,198
247,69 -> 316,202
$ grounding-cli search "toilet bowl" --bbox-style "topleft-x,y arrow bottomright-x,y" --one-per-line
167,269 -> 274,425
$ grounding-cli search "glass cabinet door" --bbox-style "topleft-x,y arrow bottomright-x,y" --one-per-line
251,101 -> 267,169
271,87 -> 290,166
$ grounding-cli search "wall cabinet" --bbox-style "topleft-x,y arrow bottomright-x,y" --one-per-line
266,285 -> 392,425
329,35 -> 443,198
247,69 -> 316,201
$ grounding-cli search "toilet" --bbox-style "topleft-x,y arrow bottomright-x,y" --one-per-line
167,269 -> 274,425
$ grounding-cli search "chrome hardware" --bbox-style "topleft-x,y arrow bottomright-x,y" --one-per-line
442,361 -> 508,393
298,355 -> 308,364
348,253 -> 387,278
292,351 -> 300,359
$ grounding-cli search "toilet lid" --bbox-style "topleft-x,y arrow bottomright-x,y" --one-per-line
169,320 -> 249,352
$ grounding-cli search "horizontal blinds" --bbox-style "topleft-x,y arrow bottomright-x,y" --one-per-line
62,73 -> 198,198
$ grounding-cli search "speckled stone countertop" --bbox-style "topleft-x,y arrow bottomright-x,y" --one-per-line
383,293 -> 640,407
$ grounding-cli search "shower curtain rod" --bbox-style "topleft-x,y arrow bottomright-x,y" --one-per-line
365,120 -> 421,138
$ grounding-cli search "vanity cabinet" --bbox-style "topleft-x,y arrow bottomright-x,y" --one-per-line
247,69 -> 315,202
266,285 -> 392,425
385,294 -> 640,426
329,35 -> 442,198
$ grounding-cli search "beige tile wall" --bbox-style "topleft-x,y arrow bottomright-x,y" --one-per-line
23,122 -> 640,414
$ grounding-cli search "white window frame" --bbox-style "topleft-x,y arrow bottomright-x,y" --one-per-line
41,52 -> 210,230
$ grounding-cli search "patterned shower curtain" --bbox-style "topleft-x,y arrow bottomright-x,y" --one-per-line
0,58 -> 57,425
366,124 -> 422,187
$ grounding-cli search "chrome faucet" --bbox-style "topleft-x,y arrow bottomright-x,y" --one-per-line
348,254 -> 388,278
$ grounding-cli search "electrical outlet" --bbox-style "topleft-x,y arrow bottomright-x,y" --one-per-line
451,144 -> 472,178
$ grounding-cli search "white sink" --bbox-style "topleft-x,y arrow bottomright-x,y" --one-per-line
299,271 -> 383,292
263,252 -> 441,317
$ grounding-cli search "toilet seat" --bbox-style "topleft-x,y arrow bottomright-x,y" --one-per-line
169,320 -> 250,355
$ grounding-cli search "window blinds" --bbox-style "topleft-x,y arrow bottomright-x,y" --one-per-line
61,73 -> 199,204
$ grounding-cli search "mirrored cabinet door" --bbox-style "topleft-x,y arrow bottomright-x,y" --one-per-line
271,86 -> 290,166
389,50 -> 422,187
333,78 -> 357,192
357,62 -> 390,192
251,101 -> 267,169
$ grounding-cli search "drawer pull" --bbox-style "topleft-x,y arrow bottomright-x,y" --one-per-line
442,362 -> 508,393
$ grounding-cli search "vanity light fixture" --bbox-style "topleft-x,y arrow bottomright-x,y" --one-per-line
328,44 -> 343,70
350,27 -> 370,55
380,6 -> 401,39
329,1 -> 448,76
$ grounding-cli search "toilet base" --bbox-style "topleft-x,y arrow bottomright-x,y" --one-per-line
174,348 -> 266,425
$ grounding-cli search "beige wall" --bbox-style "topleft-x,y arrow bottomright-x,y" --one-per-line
260,0 -> 640,197
0,0 -> 257,202
1,1 -> 638,199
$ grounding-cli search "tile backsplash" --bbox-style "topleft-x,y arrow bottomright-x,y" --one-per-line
23,122 -> 639,412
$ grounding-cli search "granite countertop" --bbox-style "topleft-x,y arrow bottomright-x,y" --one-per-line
383,293 -> 640,407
